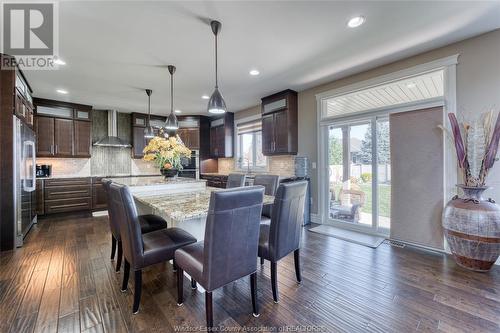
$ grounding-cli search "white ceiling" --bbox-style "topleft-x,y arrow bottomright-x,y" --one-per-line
325,70 -> 444,118
24,1 -> 500,116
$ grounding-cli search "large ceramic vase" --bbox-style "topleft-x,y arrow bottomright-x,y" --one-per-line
160,168 -> 178,178
442,185 -> 500,272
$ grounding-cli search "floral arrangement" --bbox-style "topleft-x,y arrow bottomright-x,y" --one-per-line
143,135 -> 191,170
445,112 -> 500,186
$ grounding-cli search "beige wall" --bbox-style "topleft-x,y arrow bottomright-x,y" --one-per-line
238,29 -> 500,215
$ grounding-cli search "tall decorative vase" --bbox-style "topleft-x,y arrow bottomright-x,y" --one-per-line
442,185 -> 500,272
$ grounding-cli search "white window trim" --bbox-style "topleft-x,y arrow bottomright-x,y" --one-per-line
316,54 -> 458,244
234,114 -> 267,172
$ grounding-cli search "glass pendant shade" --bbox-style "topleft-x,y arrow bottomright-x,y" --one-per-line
208,87 -> 226,114
165,112 -> 178,130
143,126 -> 155,139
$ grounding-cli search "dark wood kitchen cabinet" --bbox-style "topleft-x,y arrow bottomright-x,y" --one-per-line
43,178 -> 92,214
36,116 -> 55,156
209,112 -> 234,158
132,126 -> 147,158
36,179 -> 44,216
54,118 -> 74,156
74,120 -> 92,157
92,178 -> 108,210
177,128 -> 200,150
34,98 -> 93,158
261,89 -> 297,155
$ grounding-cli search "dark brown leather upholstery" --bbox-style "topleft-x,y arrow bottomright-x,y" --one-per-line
108,183 -> 196,313
253,174 -> 279,218
258,181 -> 308,302
103,180 -> 168,272
175,186 -> 264,327
226,173 -> 246,188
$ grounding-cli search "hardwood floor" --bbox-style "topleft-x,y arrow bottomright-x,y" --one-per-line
1,215 -> 499,333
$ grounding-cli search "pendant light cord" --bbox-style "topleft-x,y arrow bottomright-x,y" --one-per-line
170,72 -> 174,114
215,33 -> 218,88
147,91 -> 151,126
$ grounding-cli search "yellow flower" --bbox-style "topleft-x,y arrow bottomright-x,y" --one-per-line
143,153 -> 156,161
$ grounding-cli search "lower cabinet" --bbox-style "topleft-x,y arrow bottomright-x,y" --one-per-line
200,174 -> 228,188
92,179 -> 108,210
38,177 -> 108,216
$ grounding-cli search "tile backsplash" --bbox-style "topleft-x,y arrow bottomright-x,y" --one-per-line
36,158 -> 91,178
216,155 -> 295,176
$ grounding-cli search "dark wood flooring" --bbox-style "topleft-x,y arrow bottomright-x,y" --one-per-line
1,215 -> 499,333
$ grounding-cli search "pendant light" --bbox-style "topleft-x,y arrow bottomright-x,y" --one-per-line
164,65 -> 179,132
207,20 -> 227,114
143,89 -> 155,139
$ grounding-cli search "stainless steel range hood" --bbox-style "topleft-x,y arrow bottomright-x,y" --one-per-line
93,110 -> 131,148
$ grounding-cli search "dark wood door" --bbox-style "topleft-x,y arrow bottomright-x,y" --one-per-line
274,110 -> 289,153
74,120 -> 91,157
215,126 -> 225,157
92,183 -> 107,210
261,114 -> 274,155
210,126 -> 217,157
36,117 -> 55,156
133,126 -> 146,158
54,118 -> 74,156
188,128 -> 200,150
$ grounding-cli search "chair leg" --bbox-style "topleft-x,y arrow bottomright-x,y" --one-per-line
177,268 -> 184,306
205,291 -> 213,329
270,262 -> 279,303
111,236 -> 117,260
115,241 -> 123,272
121,260 -> 130,292
294,249 -> 302,284
133,270 -> 142,314
172,258 -> 177,272
250,272 -> 259,317
191,278 -> 197,290
260,257 -> 264,265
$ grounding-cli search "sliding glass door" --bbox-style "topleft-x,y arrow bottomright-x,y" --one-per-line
326,116 -> 390,234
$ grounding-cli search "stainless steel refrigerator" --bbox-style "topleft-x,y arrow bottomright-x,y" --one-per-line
13,115 -> 37,247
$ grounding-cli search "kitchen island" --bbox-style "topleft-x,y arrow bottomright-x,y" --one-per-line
107,176 -> 274,240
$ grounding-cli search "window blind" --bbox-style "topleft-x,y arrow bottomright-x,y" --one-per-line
237,119 -> 262,134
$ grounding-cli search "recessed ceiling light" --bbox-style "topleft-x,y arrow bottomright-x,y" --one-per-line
406,83 -> 416,89
56,89 -> 68,94
202,95 -> 209,99
175,109 -> 182,113
249,69 -> 260,76
54,57 -> 66,65
347,16 -> 365,28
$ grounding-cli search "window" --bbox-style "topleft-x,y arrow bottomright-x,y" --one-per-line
236,119 -> 266,170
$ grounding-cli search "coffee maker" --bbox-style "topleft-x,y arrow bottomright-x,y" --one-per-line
36,164 -> 52,178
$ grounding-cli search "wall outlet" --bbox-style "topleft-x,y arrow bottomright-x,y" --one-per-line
312,162 -> 317,169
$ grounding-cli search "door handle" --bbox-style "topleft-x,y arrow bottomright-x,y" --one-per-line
55,145 -> 58,154
23,141 -> 36,192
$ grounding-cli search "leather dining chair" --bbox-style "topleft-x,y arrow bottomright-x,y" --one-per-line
107,183 -> 197,314
258,181 -> 308,303
175,186 -> 264,329
226,173 -> 246,188
253,174 -> 279,220
103,179 -> 169,273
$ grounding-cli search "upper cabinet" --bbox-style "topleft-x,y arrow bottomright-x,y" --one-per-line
209,112 -> 234,158
261,89 -> 298,156
34,98 -> 92,158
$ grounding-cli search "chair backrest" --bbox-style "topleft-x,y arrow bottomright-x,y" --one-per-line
253,174 -> 279,218
202,186 -> 264,291
268,181 -> 308,261
226,173 -> 246,188
107,183 -> 144,268
102,179 -> 120,239
339,189 -> 365,206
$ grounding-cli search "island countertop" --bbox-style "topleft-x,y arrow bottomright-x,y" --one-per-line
105,176 -> 207,196
134,187 -> 275,224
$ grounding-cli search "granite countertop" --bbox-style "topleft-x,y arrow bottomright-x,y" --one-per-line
201,172 -> 295,179
37,174 -> 160,180
106,175 -> 205,187
135,187 -> 275,222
